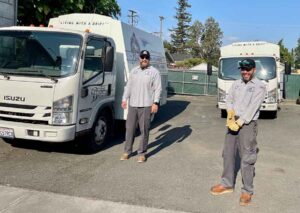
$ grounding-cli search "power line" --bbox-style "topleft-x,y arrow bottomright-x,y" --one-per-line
128,10 -> 138,27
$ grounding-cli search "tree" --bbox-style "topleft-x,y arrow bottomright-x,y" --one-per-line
294,37 -> 300,69
199,17 -> 223,66
18,0 -> 121,26
187,20 -> 203,57
169,0 -> 192,54
278,39 -> 293,66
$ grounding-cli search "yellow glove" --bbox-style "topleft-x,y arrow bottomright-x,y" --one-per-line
226,110 -> 235,127
228,121 -> 240,132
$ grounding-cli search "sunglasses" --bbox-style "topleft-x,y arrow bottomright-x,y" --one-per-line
140,55 -> 150,60
240,67 -> 252,72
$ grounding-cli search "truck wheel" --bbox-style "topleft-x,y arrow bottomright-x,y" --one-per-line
87,112 -> 110,153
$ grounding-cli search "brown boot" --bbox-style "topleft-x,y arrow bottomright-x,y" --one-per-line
120,153 -> 130,161
137,155 -> 146,163
239,193 -> 252,206
210,184 -> 233,195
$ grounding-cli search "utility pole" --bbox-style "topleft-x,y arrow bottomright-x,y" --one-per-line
128,10 -> 138,26
159,16 -> 165,40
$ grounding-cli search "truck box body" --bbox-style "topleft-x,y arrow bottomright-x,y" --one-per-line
0,14 -> 168,149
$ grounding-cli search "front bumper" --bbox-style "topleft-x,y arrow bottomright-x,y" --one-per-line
0,120 -> 76,142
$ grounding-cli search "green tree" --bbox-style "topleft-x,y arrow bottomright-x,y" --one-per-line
169,0 -> 192,54
278,39 -> 293,66
199,17 -> 223,66
18,0 -> 120,26
294,37 -> 300,69
187,20 -> 203,57
164,40 -> 175,53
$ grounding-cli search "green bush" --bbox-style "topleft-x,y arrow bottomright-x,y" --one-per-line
175,58 -> 204,68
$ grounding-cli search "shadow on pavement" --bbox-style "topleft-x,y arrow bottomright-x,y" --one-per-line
147,124 -> 192,158
151,100 -> 190,129
3,100 -> 190,155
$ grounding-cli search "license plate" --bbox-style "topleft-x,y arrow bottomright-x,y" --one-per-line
0,127 -> 15,139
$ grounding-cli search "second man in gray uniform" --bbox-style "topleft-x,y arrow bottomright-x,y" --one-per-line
210,58 -> 266,206
120,50 -> 162,163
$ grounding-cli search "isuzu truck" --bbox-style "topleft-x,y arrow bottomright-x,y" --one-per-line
0,13 -> 168,151
217,41 -> 284,118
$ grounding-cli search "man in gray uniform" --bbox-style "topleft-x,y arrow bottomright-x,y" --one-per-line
120,50 -> 162,163
210,58 -> 266,206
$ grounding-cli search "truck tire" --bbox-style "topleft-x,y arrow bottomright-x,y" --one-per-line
86,112 -> 111,153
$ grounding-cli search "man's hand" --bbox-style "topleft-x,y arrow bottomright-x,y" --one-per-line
228,121 -> 240,132
151,104 -> 158,114
226,110 -> 235,127
121,101 -> 127,109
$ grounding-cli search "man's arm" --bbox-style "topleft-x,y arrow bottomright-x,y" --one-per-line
226,81 -> 235,111
121,72 -> 132,109
151,70 -> 162,113
153,70 -> 162,103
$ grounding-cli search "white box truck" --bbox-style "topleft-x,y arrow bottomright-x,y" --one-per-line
217,41 -> 284,118
0,13 -> 168,151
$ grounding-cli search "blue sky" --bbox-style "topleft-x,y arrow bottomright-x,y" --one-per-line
117,0 -> 300,50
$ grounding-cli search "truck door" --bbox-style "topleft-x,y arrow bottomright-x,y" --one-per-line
77,37 -> 114,132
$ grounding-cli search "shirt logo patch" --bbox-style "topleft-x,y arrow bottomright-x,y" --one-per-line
247,87 -> 255,93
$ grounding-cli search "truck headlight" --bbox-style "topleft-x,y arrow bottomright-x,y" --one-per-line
266,89 -> 277,103
52,95 -> 73,125
218,88 -> 226,102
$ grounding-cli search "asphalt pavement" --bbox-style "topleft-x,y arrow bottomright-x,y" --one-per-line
0,95 -> 299,213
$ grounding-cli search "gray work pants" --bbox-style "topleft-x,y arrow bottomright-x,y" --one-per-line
124,106 -> 151,156
221,121 -> 258,195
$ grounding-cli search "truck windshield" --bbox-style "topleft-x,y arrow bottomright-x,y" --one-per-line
219,57 -> 276,81
0,31 -> 82,77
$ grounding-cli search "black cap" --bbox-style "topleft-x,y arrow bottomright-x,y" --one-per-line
238,58 -> 256,69
140,50 -> 150,59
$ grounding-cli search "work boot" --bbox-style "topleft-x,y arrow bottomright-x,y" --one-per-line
137,155 -> 146,163
120,153 -> 130,161
210,184 -> 233,195
239,193 -> 252,206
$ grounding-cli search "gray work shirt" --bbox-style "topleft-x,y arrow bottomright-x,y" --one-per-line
122,65 -> 162,107
226,77 -> 267,125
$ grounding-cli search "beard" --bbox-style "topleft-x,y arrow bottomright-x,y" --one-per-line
140,61 -> 149,69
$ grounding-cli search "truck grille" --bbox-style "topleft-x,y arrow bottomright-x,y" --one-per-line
0,102 -> 51,125
0,110 -> 34,117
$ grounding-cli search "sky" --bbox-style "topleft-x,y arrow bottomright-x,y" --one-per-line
117,0 -> 300,50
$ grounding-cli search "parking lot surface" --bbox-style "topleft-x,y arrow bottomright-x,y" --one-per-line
0,95 -> 299,213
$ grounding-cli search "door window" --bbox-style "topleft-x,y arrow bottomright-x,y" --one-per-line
83,38 -> 105,83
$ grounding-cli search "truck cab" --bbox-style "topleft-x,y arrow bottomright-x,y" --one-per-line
0,27 -> 115,151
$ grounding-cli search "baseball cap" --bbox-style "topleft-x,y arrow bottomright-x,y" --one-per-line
238,58 -> 255,69
140,50 -> 150,59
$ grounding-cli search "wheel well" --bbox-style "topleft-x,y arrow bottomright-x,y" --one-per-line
96,105 -> 114,129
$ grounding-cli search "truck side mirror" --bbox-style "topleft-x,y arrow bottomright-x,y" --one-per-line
285,62 -> 291,75
104,46 -> 114,72
207,63 -> 212,76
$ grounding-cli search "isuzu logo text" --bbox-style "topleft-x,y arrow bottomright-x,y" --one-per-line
4,96 -> 25,102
